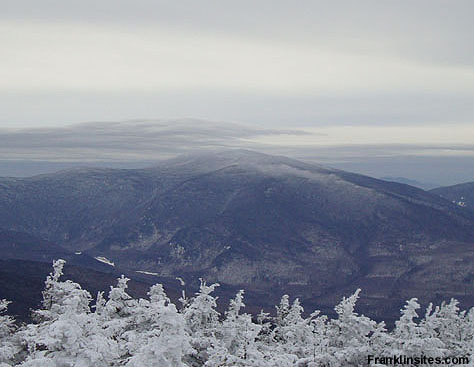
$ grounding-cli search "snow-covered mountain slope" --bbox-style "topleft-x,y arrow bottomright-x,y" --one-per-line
0,150 -> 473,320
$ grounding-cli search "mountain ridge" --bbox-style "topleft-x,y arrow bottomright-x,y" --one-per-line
430,181 -> 474,211
1,150 -> 473,320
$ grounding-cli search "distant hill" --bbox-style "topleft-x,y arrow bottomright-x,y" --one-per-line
0,230 -> 114,273
380,176 -> 437,190
0,150 -> 473,321
430,182 -> 474,211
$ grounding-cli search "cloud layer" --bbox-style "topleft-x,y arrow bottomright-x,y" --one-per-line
0,119 -> 307,161
0,119 -> 472,185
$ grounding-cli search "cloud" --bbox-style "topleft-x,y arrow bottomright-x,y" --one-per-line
3,1 -> 474,69
0,119 -> 472,185
248,125 -> 474,147
1,1 -> 473,133
2,20 -> 473,97
1,119 -> 472,162
0,119 -> 310,161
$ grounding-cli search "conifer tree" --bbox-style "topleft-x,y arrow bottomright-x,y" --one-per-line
18,260 -> 118,367
125,284 -> 192,367
98,275 -> 139,363
327,289 -> 377,366
0,300 -> 18,366
217,290 -> 261,364
5,259 -> 474,367
393,298 -> 445,358
183,280 -> 220,366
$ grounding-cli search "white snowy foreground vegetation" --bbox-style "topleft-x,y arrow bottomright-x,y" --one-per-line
0,260 -> 473,367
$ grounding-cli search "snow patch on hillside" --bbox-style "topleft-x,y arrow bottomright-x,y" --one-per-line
136,270 -> 159,276
94,256 -> 115,266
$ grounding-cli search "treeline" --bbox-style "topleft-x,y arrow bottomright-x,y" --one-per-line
0,260 -> 472,366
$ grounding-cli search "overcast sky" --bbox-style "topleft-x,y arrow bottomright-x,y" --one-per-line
0,1 -> 473,184
2,0 -> 474,128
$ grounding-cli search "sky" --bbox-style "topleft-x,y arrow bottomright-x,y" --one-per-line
0,1 -> 473,185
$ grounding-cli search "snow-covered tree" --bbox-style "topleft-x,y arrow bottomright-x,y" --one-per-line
326,289 -> 377,366
421,299 -> 468,356
392,298 -> 445,358
18,259 -> 118,367
0,300 -> 18,366
97,275 -> 139,363
207,290 -> 262,366
272,297 -> 319,357
125,284 -> 192,367
5,259 -> 474,367
432,299 -> 466,352
182,280 -> 220,366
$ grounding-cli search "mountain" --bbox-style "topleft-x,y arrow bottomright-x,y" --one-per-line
379,176 -> 437,190
430,182 -> 474,211
1,150 -> 473,321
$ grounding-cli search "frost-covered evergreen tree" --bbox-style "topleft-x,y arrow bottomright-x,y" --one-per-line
272,297 -> 320,358
432,299 -> 466,352
0,300 -> 18,366
327,289 -> 377,366
5,259 -> 474,367
125,284 -> 192,367
269,296 -> 331,366
274,294 -> 290,333
182,280 -> 220,366
421,298 -> 469,358
206,290 -> 262,366
392,298 -> 445,359
18,259 -> 118,367
464,308 -> 474,366
97,275 -> 139,363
